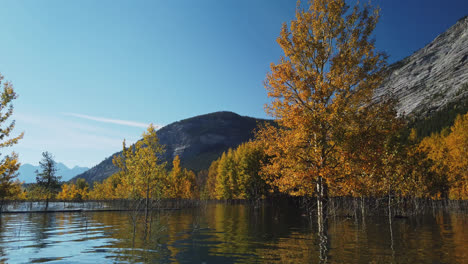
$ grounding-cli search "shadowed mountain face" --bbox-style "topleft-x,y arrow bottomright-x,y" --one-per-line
376,16 -> 468,117
75,17 -> 468,184
73,111 -> 272,183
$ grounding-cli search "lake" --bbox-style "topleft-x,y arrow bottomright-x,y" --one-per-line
0,203 -> 466,263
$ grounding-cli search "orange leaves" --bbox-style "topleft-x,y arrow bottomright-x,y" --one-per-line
258,0 -> 393,199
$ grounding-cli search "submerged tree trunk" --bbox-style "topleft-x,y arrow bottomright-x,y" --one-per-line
145,181 -> 150,223
316,176 -> 328,221
317,176 -> 329,263
387,185 -> 396,259
361,196 -> 366,226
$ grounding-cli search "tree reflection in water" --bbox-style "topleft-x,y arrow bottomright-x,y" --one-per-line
0,203 -> 466,263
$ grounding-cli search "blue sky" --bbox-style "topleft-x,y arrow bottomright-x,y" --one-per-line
0,0 -> 467,168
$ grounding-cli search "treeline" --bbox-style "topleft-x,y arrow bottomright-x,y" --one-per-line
202,141 -> 269,200
1,0 -> 467,211
419,113 -> 468,199
5,111 -> 467,203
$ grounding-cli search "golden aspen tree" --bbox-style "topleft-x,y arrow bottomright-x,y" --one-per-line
57,184 -> 73,200
206,141 -> 268,200
74,178 -> 89,200
257,0 -> 387,218
0,74 -> 24,209
180,168 -> 197,199
205,160 -> 219,199
11,182 -> 26,200
235,141 -> 268,200
445,113 -> 468,199
420,113 -> 468,199
167,156 -> 198,199
167,155 -> 183,198
337,99 -> 405,198
215,150 -> 238,199
114,124 -> 166,217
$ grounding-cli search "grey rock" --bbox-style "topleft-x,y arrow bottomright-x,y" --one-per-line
375,16 -> 468,116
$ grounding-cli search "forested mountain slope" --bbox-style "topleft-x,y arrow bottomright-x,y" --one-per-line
73,111 -> 271,183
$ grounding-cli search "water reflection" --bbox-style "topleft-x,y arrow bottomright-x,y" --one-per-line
0,203 -> 466,263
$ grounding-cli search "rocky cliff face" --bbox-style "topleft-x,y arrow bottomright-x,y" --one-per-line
76,17 -> 468,184
375,16 -> 468,117
73,111 -> 271,183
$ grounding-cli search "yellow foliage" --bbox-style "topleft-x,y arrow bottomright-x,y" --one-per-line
420,113 -> 468,199
0,74 -> 23,201
257,0 -> 387,198
206,141 -> 268,200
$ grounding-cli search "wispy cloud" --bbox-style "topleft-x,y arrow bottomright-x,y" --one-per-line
12,112 -> 144,167
63,113 -> 156,128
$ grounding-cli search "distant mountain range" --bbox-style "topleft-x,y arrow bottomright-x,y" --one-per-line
72,111 -> 272,183
74,16 -> 468,184
18,163 -> 89,183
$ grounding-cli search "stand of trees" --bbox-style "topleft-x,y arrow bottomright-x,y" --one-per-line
88,125 -> 198,202
6,109 -> 467,205
0,2 -> 466,217
204,141 -> 269,200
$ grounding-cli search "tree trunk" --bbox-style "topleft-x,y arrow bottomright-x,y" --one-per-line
316,176 -> 328,221
45,196 -> 49,211
317,176 -> 329,263
145,179 -> 150,223
361,196 -> 366,225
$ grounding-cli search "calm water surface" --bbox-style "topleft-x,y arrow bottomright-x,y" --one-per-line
0,203 -> 466,263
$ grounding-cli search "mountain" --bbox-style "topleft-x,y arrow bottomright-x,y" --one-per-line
73,111 -> 272,183
375,16 -> 468,136
75,17 -> 468,184
18,163 -> 89,183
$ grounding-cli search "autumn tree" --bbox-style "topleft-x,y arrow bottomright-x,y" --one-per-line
0,74 -> 24,210
205,141 -> 269,200
420,113 -> 468,199
204,160 -> 219,199
113,124 -> 166,218
215,150 -> 238,199
167,155 -> 182,198
57,183 -> 77,201
36,151 -> 62,210
166,156 -> 198,199
257,0 -> 387,219
58,178 -> 89,201
89,176 -> 117,200
444,113 -> 468,199
234,141 -> 269,200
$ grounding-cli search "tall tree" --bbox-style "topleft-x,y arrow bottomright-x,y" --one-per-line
167,155 -> 183,198
167,156 -> 198,199
420,113 -> 468,199
0,74 -> 24,210
113,124 -> 166,219
36,151 -> 61,210
257,0 -> 387,220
